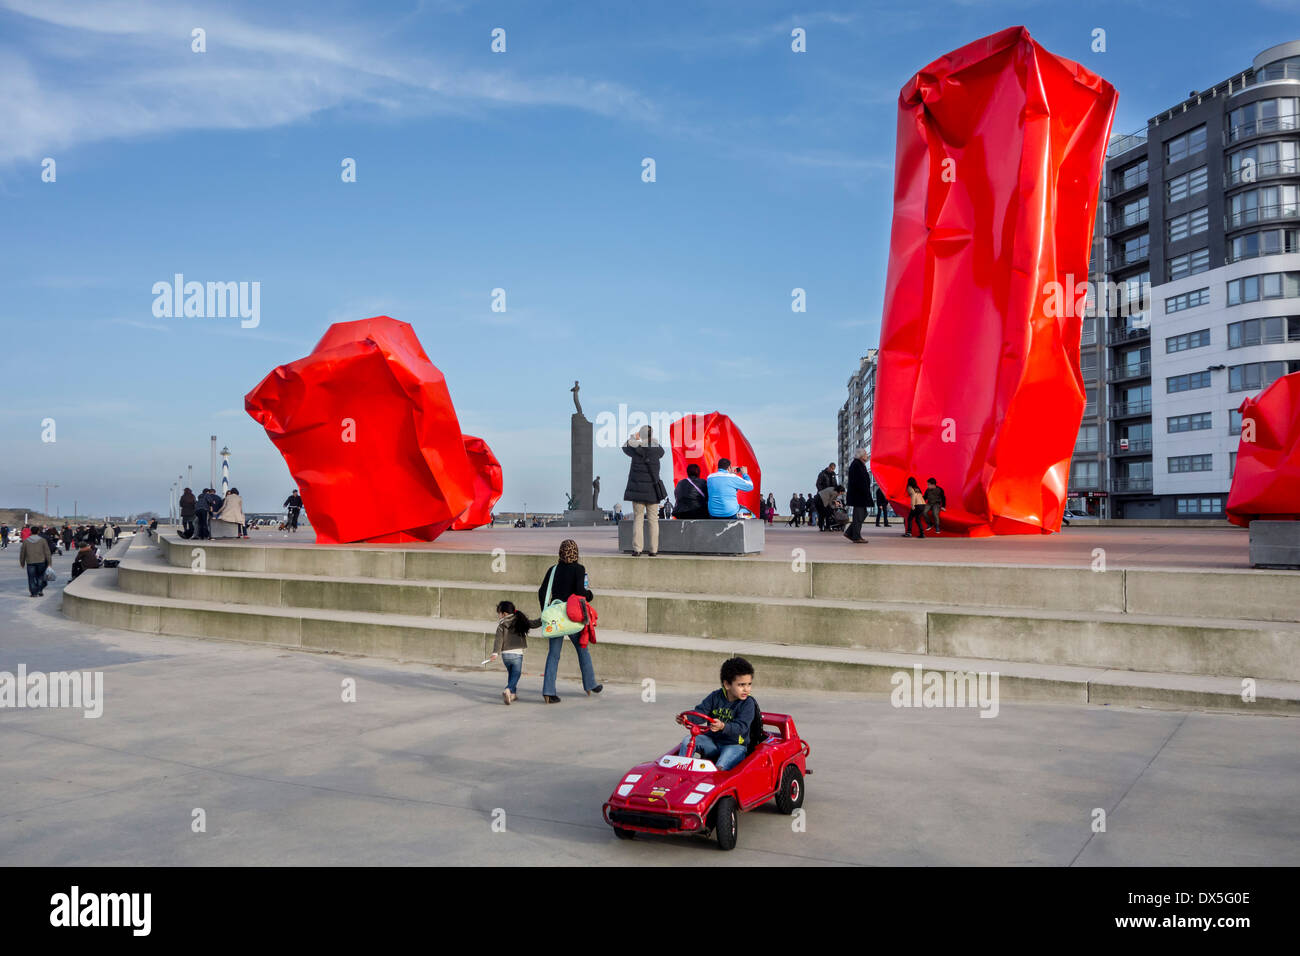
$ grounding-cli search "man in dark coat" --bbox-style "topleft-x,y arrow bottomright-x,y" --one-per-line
179,488 -> 197,538
874,484 -> 891,528
622,426 -> 666,555
844,449 -> 870,543
283,489 -> 303,531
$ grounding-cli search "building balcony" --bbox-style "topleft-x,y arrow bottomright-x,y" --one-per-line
1109,399 -> 1152,419
1103,173 -> 1149,200
1111,438 -> 1153,455
1107,130 -> 1148,159
1069,478 -> 1105,493
1106,249 -> 1150,272
1108,360 -> 1151,382
1225,159 -> 1300,188
1225,203 -> 1300,231
1106,207 -> 1150,234
1111,476 -> 1154,493
1108,324 -> 1151,345
1073,440 -> 1100,454
1083,403 -> 1098,418
1233,62 -> 1300,93
1081,326 -> 1098,346
1225,114 -> 1300,145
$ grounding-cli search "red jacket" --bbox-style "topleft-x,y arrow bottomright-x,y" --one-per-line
566,595 -> 598,647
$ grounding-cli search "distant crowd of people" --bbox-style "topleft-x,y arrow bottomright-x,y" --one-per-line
5,520 -> 121,597
177,487 -> 247,539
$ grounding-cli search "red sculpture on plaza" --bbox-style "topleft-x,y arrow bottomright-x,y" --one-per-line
451,435 -> 504,530
1226,371 -> 1300,527
870,26 -> 1117,536
669,412 -> 762,515
245,316 -> 477,544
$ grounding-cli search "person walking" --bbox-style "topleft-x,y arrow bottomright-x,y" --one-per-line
923,478 -> 947,534
61,525 -> 74,554
844,448 -> 870,543
622,425 -> 665,556
903,476 -> 927,538
764,493 -> 777,525
537,539 -> 602,703
787,493 -> 802,527
874,483 -> 891,528
179,487 -> 197,538
216,487 -> 247,538
0,524 -> 9,549
19,527 -> 52,597
490,600 -> 539,705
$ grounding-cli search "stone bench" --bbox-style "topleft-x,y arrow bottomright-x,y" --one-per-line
618,517 -> 764,555
1249,520 -> 1300,569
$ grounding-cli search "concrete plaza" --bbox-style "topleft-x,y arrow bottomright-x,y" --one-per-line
3,548 -> 1297,866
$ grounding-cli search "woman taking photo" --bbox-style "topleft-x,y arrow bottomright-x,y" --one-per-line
537,539 -> 602,702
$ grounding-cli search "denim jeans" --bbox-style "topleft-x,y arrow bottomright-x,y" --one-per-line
196,512 -> 210,538
26,561 -> 48,595
679,733 -> 746,770
542,634 -> 597,696
501,653 -> 523,694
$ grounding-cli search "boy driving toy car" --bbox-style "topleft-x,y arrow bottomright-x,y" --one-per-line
676,657 -> 756,770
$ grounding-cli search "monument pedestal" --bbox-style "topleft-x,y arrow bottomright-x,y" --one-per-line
1249,520 -> 1300,569
619,518 -> 764,554
550,509 -> 606,527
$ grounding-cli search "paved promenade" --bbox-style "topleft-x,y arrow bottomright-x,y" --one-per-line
245,522 -> 1254,571
2,552 -> 1296,866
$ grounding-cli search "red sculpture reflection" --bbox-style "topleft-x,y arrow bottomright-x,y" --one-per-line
245,316 -> 477,544
669,412 -> 762,516
451,435 -> 504,530
870,26 -> 1117,536
1227,371 -> 1300,527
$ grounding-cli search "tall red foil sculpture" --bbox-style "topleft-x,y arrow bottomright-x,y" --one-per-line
669,412 -> 762,515
870,26 -> 1116,536
1227,371 -> 1300,527
245,316 -> 477,544
451,435 -> 504,530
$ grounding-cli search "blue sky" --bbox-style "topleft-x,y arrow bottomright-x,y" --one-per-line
0,0 -> 1288,517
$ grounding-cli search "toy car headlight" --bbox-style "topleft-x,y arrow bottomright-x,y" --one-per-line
683,792 -> 705,805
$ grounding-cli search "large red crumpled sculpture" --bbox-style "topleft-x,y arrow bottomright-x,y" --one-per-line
450,435 -> 504,530
1227,371 -> 1300,527
669,412 -> 762,515
245,316 -> 477,544
870,26 -> 1116,536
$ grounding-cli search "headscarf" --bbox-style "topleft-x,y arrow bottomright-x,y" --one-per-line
559,539 -> 580,564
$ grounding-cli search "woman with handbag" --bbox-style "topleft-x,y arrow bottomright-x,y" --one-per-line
622,425 -> 666,556
536,539 -> 602,703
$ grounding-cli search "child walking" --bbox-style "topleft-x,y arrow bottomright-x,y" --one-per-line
491,601 -> 540,705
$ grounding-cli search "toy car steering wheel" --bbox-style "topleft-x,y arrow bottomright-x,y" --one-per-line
677,711 -> 715,757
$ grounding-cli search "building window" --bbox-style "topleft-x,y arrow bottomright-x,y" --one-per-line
1169,454 -> 1213,473
1166,206 -> 1209,242
1228,316 -> 1300,348
1229,360 -> 1300,392
1228,184 -> 1299,228
1168,412 -> 1212,433
1116,158 -> 1148,192
1166,165 -> 1208,203
1121,233 -> 1149,265
1167,248 -> 1210,280
1070,460 -> 1099,489
1230,408 -> 1243,434
1227,140 -> 1300,185
1167,371 -> 1212,393
1165,125 -> 1207,164
1230,451 -> 1237,477
1175,497 -> 1222,514
1075,424 -> 1099,453
1228,228 -> 1300,263
1166,329 -> 1211,352
1227,97 -> 1300,142
1118,196 -> 1149,228
1227,272 -> 1300,305
1166,288 -> 1210,313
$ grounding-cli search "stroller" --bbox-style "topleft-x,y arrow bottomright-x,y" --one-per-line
826,504 -> 849,533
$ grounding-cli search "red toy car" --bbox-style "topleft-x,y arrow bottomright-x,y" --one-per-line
602,708 -> 811,850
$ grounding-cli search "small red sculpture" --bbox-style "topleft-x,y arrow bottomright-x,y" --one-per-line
245,316 -> 477,544
1227,371 -> 1300,527
870,26 -> 1117,536
669,412 -> 762,516
451,435 -> 504,530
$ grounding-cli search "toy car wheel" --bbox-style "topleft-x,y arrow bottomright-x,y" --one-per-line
775,765 -> 804,814
613,827 -> 636,840
713,796 -> 738,851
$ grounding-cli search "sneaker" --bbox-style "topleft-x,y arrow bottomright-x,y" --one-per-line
903,533 -> 912,538
502,690 -> 512,705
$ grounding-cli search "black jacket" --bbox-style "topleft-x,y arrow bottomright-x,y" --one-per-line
538,562 -> 593,611
622,441 -> 666,503
816,468 -> 836,492
179,492 -> 196,517
672,477 -> 709,518
846,459 -> 871,507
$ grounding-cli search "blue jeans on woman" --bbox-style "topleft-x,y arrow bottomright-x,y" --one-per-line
542,634 -> 597,696
679,733 -> 746,770
501,652 -> 523,695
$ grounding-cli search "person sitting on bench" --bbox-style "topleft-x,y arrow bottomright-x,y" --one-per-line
672,463 -> 710,519
706,458 -> 754,519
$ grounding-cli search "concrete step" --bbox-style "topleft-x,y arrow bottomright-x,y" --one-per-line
157,534 -> 1300,624
117,547 -> 1300,681
60,565 -> 1300,717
